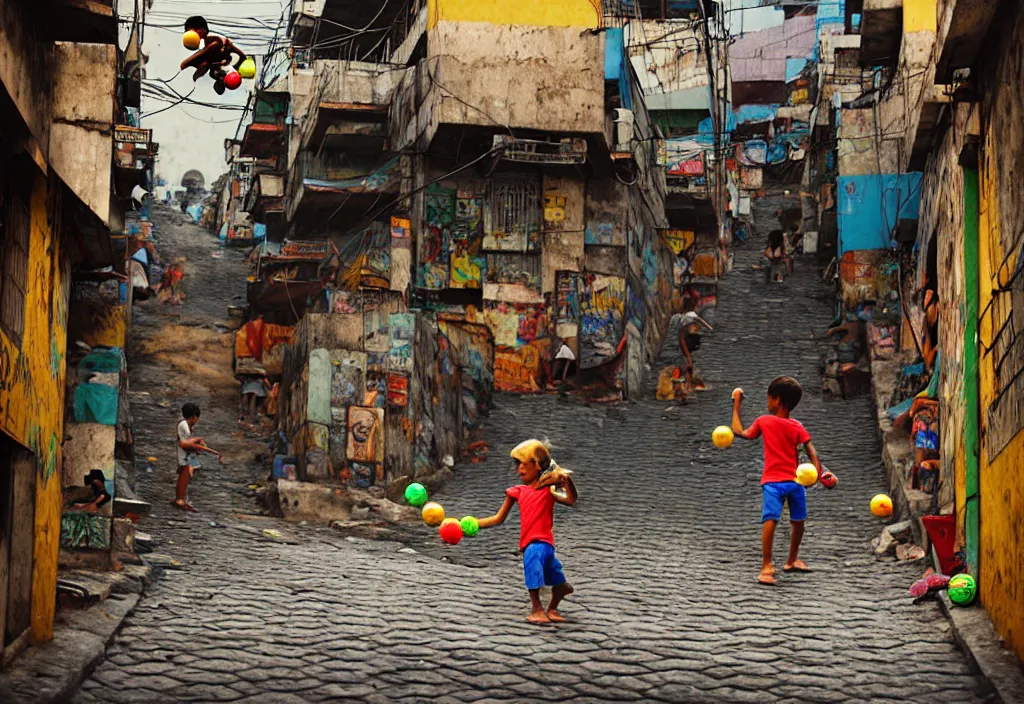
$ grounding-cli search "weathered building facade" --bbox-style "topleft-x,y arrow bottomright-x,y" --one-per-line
229,0 -> 721,497
817,0 -> 1023,662
0,0 -> 140,663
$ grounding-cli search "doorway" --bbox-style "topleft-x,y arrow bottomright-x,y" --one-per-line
0,432 -> 36,669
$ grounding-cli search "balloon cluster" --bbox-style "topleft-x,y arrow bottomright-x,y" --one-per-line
404,482 -> 478,545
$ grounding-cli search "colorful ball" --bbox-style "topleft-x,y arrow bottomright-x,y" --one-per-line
712,426 -> 734,449
224,70 -> 242,90
440,517 -> 459,528
820,471 -> 838,489
796,463 -> 818,487
404,482 -> 428,507
439,519 -> 463,545
238,57 -> 257,79
421,501 -> 445,526
870,493 -> 893,518
947,573 -> 977,606
460,516 -> 479,537
183,30 -> 201,50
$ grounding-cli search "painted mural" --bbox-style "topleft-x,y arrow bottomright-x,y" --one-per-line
450,196 -> 486,289
483,300 -> 549,349
390,216 -> 412,294
420,186 -> 454,290
0,171 -> 71,642
387,313 -> 415,373
578,274 -> 626,369
494,342 -> 548,393
483,178 -> 541,252
347,406 -> 384,464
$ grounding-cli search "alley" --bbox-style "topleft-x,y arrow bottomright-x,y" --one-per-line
72,205 -> 990,703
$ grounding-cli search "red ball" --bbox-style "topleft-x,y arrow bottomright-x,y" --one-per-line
224,70 -> 242,90
438,520 -> 463,545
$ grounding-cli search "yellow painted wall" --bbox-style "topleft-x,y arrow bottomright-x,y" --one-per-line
903,0 -> 936,34
0,170 -> 70,643
976,126 -> 1024,662
428,0 -> 601,29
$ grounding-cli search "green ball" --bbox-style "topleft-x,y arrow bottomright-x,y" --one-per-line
404,482 -> 428,507
948,573 -> 977,606
460,516 -> 479,537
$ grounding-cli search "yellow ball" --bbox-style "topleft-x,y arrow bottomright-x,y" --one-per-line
712,426 -> 734,449
870,494 -> 893,518
183,30 -> 201,51
238,57 -> 257,79
421,501 -> 445,526
796,463 -> 818,487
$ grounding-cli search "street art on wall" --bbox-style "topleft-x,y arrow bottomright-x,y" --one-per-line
483,300 -> 548,348
494,341 -> 549,393
544,192 -> 567,230
484,178 -> 541,252
390,216 -> 411,294
450,197 -> 486,288
388,313 -> 415,373
329,351 -> 365,408
585,222 -> 616,245
579,274 -> 626,369
363,370 -> 386,409
346,406 -> 384,463
626,278 -> 647,332
350,461 -> 377,489
555,271 -> 580,324
485,253 -> 540,290
363,290 -> 390,353
387,373 -> 409,409
661,229 -> 695,256
420,186 -> 454,290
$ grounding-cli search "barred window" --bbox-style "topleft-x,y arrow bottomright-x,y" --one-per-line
0,176 -> 30,346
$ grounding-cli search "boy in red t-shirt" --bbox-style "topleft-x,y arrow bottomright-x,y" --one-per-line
478,439 -> 579,624
732,377 -> 826,586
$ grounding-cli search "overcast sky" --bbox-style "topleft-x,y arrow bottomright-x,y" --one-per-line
138,0 -> 287,189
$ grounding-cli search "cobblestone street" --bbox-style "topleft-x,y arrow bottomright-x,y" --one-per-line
73,206 -> 991,703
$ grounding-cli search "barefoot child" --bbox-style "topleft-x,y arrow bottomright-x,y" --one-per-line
175,403 -> 222,512
731,377 -> 825,585
478,439 -> 578,623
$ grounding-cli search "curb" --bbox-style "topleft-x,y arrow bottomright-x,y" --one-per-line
938,591 -> 1024,703
0,566 -> 152,703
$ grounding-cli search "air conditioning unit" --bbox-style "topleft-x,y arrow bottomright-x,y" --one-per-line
613,109 -> 634,153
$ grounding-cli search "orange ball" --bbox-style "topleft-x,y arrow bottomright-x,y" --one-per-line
183,30 -> 201,50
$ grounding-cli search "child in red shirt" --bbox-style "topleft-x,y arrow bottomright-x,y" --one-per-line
732,377 -> 826,586
479,439 -> 579,624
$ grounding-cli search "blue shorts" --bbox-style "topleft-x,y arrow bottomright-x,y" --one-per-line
762,481 -> 808,523
522,541 -> 566,590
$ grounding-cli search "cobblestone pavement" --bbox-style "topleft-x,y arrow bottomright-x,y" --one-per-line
71,202 -> 991,703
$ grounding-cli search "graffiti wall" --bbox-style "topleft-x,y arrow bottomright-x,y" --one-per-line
578,274 -> 626,369
420,185 -> 454,290
0,170 -> 72,642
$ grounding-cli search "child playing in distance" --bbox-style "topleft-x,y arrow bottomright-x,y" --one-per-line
478,439 -> 578,624
175,403 -> 222,512
731,377 -> 826,586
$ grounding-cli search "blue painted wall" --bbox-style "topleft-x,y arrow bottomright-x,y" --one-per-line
837,173 -> 922,254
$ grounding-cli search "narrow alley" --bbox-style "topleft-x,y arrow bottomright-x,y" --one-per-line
71,202 -> 989,703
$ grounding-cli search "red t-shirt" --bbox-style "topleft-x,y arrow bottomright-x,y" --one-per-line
506,484 -> 556,551
749,415 -> 812,484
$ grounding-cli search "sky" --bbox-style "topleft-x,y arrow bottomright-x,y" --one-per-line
137,0 -> 288,189
132,0 -> 788,189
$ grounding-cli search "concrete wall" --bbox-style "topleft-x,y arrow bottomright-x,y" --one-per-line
974,3 -> 1024,659
917,104 -> 976,525
427,0 -> 600,29
0,168 -> 72,643
50,42 -> 115,225
0,0 -> 53,162
427,22 -> 605,136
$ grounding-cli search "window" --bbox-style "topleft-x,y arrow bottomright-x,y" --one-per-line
0,176 -> 30,346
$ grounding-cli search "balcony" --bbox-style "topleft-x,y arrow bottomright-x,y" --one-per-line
240,123 -> 286,159
935,0 -> 999,84
299,61 -> 403,154
286,151 -> 404,228
858,0 -> 903,66
245,173 -> 286,221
